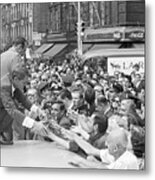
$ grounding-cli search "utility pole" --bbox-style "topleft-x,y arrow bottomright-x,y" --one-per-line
77,1 -> 82,56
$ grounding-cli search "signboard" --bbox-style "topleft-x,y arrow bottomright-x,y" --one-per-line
33,32 -> 42,46
125,30 -> 145,41
86,33 -> 113,40
108,56 -> 145,75
34,40 -> 41,46
33,32 -> 42,41
84,28 -> 144,42
113,31 -> 123,40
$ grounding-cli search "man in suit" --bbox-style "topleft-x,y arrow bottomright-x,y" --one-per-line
0,63 -> 48,143
0,37 -> 48,143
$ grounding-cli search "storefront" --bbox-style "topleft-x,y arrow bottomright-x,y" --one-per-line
82,26 -> 145,75
35,26 -> 144,64
83,48 -> 144,75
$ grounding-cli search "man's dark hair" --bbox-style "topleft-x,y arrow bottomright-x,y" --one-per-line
84,85 -> 95,105
59,89 -> 72,100
93,114 -> 108,134
13,36 -> 27,49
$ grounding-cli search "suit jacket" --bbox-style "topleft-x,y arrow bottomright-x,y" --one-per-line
0,47 -> 31,139
0,46 -> 24,81
0,98 -> 13,133
0,75 -> 32,132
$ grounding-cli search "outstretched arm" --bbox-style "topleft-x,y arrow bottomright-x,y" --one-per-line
47,131 -> 70,149
73,133 -> 100,157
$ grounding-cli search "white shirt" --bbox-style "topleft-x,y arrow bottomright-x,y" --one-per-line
100,149 -> 115,164
22,104 -> 40,128
100,149 -> 139,170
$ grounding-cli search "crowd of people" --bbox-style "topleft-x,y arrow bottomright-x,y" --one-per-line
0,37 -> 145,170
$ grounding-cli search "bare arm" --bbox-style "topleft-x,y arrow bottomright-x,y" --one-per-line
73,133 -> 101,157
47,131 -> 70,149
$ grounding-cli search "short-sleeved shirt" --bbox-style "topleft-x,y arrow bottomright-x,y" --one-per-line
100,149 -> 139,170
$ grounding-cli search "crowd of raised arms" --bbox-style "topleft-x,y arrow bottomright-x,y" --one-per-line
23,49 -> 145,169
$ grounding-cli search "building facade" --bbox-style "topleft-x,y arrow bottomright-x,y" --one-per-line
0,1 -> 145,54
0,3 -> 50,51
1,3 -> 33,51
41,1 -> 144,60
47,1 -> 145,42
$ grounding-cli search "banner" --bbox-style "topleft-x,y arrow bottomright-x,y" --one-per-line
108,56 -> 145,75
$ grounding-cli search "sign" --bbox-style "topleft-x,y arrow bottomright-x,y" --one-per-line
125,30 -> 145,41
86,33 -> 114,40
84,27 -> 145,42
113,31 -> 122,40
34,40 -> 41,46
20,19 -> 24,26
108,56 -> 145,75
33,32 -> 42,40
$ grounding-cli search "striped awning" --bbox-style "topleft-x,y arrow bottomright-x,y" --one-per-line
43,44 -> 67,58
35,43 -> 53,54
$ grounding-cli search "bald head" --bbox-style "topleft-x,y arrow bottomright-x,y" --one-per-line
107,128 -> 128,149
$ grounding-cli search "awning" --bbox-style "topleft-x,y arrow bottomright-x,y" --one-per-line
133,43 -> 145,49
65,44 -> 93,55
35,43 -> 53,54
43,44 -> 67,58
82,44 -> 94,53
83,48 -> 145,60
88,43 -> 121,52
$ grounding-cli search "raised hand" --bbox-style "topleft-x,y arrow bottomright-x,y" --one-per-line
31,121 -> 48,137
60,128 -> 76,141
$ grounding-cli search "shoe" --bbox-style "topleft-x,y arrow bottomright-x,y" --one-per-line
0,130 -> 13,145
